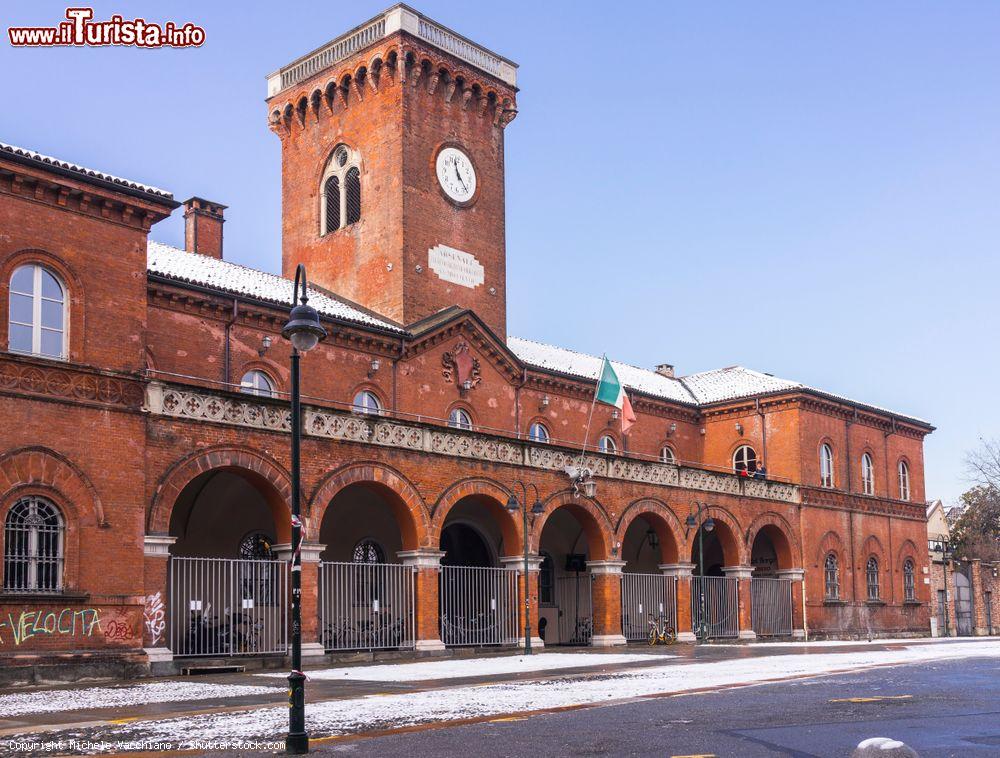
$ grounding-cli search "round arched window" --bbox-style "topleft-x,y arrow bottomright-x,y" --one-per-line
528,422 -> 550,443
866,557 -> 880,601
598,435 -> 617,454
352,539 -> 385,564
903,558 -> 916,601
239,532 -> 273,559
861,453 -> 875,495
820,444 -> 835,488
733,445 -> 757,474
448,407 -> 473,430
9,264 -> 66,360
660,445 -> 676,464
240,370 -> 275,398
898,460 -> 911,501
352,390 -> 381,416
824,553 -> 839,600
3,496 -> 64,592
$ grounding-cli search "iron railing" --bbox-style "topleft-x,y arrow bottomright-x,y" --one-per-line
319,561 -> 415,651
169,556 -> 287,657
621,573 -> 677,642
439,565 -> 518,646
750,577 -> 793,637
691,575 -> 739,639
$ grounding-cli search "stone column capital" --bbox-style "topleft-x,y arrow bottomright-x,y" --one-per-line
143,534 -> 176,557
659,562 -> 695,578
397,549 -> 446,568
587,560 -> 627,575
776,568 -> 805,581
272,542 -> 326,563
500,554 -> 544,572
722,565 -> 755,579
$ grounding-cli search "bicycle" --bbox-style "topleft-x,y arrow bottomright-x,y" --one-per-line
647,614 -> 676,646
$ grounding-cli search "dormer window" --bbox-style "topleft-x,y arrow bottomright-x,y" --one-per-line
321,144 -> 361,235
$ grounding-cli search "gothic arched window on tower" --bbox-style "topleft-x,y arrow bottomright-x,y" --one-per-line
320,144 -> 361,235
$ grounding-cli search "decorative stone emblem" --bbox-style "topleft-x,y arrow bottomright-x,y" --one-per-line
428,245 -> 485,289
442,340 -> 481,390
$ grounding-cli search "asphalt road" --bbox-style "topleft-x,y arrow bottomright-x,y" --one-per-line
316,656 -> 1000,758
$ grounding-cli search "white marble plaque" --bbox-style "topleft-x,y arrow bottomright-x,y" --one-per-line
428,245 -> 485,289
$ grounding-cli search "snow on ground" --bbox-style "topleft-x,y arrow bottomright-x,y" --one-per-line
260,652 -> 665,682
41,640 -> 1000,747
0,681 -> 282,719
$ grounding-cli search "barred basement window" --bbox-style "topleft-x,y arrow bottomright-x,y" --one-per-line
824,553 -> 839,600
320,144 -> 361,235
866,557 -> 880,601
8,264 -> 67,360
733,445 -> 757,474
3,496 -> 64,593
861,453 -> 875,495
903,559 -> 916,601
820,444 -> 835,488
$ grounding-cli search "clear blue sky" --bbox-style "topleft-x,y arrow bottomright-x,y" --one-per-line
3,1 -> 999,505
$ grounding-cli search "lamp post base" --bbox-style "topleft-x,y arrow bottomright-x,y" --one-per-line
285,732 -> 309,754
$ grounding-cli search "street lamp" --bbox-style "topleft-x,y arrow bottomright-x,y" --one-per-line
929,536 -> 954,638
685,502 -> 715,642
506,481 -> 544,654
281,263 -> 327,755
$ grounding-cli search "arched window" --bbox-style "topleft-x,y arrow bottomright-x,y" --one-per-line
824,553 -> 839,600
820,444 -> 835,488
660,445 -> 676,464
9,264 -> 66,360
528,422 -> 550,443
239,531 -> 273,559
898,461 -> 911,501
538,552 -> 555,605
352,539 -> 385,564
598,434 -> 617,454
733,445 -> 757,474
3,496 -> 64,593
320,144 -> 361,234
903,559 -> 916,601
861,453 -> 875,495
866,557 -> 880,601
240,369 -> 275,398
448,407 -> 473,430
352,390 -> 381,416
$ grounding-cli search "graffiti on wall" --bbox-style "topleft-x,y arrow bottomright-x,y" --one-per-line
144,592 -> 166,646
0,608 -> 102,646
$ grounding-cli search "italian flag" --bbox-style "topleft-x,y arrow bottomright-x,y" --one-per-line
596,356 -> 636,433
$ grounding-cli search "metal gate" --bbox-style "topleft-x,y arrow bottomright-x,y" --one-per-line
621,573 -> 677,642
751,577 -> 792,637
985,591 -> 993,634
319,562 -> 416,651
556,573 -> 593,645
169,556 -> 287,656
690,575 -> 739,639
439,565 -> 518,646
956,572 -> 974,636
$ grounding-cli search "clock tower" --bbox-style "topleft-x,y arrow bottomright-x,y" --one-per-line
267,5 -> 517,338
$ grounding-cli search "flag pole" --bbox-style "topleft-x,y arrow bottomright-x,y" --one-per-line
577,354 -> 604,468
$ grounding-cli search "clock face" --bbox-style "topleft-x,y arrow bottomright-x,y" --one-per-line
436,147 -> 477,204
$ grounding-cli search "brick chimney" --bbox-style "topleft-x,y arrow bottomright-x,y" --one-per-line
183,197 -> 226,259
655,363 -> 675,378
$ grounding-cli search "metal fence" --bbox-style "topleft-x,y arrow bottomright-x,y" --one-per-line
751,577 -> 793,637
439,565 -> 518,646
690,575 -> 739,639
169,556 -> 288,657
556,573 -> 593,645
319,562 -> 416,651
621,573 -> 677,642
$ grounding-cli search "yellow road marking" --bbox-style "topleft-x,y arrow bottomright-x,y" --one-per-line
829,695 -> 912,703
491,716 -> 527,722
107,717 -> 140,724
671,754 -> 718,757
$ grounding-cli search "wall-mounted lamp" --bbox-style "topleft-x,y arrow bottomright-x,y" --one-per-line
460,378 -> 473,396
539,395 -> 550,411
735,422 -> 744,435
700,428 -> 706,436
609,409 -> 619,424
645,528 -> 659,550
258,335 -> 272,358
667,422 -> 677,436
368,358 -> 381,378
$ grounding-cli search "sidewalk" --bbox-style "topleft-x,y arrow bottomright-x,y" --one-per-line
2,637 -> 998,753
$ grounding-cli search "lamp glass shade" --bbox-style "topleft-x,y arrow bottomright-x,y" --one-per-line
282,302 -> 327,353
704,517 -> 716,533
290,331 -> 320,352
685,514 -> 697,529
581,480 -> 597,498
506,494 -> 519,512
531,500 -> 544,515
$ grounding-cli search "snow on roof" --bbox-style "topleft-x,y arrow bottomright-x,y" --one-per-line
1,141 -> 173,199
507,336 -> 929,425
147,241 -> 404,332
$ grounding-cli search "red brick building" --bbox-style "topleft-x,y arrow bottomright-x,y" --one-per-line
0,5 -> 934,680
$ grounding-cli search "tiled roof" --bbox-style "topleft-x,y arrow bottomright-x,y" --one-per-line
147,242 -> 404,333
507,336 -> 929,425
1,141 -> 173,199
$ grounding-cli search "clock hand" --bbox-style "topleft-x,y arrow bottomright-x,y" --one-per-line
454,163 -> 467,191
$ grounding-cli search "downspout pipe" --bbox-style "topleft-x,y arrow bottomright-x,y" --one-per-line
223,297 -> 238,388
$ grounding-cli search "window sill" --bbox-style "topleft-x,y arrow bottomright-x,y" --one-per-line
823,599 -> 848,606
0,590 -> 89,603
903,600 -> 922,606
865,600 -> 887,607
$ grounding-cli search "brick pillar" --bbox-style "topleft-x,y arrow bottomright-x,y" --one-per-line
500,554 -> 544,649
398,550 -> 446,651
723,565 -> 757,641
776,568 -> 806,639
587,560 -> 627,647
660,563 -> 696,642
970,560 -> 988,636
273,542 -> 326,658
142,535 -> 176,664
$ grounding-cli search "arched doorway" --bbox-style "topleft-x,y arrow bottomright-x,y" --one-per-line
438,494 -> 520,647
620,512 -> 681,641
689,517 -> 740,639
317,481 -> 420,652
167,468 -> 290,657
749,524 -> 795,637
